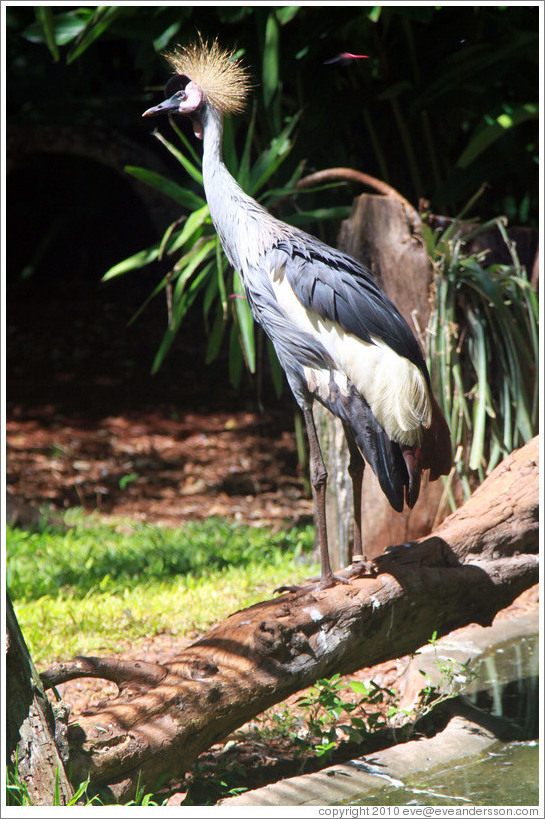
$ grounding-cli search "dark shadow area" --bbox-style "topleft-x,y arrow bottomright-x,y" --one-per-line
6,151 -> 302,525
6,151 -> 248,417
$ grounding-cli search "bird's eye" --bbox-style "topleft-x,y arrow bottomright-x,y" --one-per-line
164,74 -> 189,98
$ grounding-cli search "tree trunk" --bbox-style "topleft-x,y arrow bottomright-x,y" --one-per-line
6,594 -> 73,806
40,437 -> 539,801
315,193 -> 446,568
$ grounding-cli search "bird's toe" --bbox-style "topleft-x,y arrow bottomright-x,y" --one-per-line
339,559 -> 378,579
275,571 -> 353,595
316,572 -> 351,589
274,583 -> 305,594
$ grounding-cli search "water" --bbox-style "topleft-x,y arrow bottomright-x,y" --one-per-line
344,634 -> 540,807
351,741 -> 539,806
464,634 -> 539,740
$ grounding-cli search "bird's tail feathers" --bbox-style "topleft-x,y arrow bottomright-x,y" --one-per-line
324,384 -> 408,512
359,428 -> 407,512
315,375 -> 451,513
400,446 -> 422,508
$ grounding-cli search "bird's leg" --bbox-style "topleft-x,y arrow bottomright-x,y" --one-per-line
341,425 -> 377,580
275,409 -> 350,594
348,451 -> 365,562
303,408 -> 337,588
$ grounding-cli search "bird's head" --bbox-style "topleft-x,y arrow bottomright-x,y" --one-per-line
142,36 -> 251,138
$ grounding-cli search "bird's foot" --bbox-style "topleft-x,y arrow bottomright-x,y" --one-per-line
274,582 -> 304,594
275,572 -> 350,595
338,557 -> 378,580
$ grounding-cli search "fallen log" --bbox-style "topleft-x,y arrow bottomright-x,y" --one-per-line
6,595 -> 74,806
41,437 -> 539,800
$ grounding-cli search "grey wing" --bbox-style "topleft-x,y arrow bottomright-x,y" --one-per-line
238,257 -> 335,403
273,237 -> 429,378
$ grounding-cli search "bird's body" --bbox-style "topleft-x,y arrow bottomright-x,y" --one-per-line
144,38 -> 452,587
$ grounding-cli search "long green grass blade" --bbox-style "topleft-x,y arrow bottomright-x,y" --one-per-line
205,301 -> 227,365
249,115 -> 300,193
125,166 -> 205,210
102,245 -> 161,280
262,12 -> 280,123
66,5 -> 120,64
427,210 -> 538,494
151,263 -> 214,375
457,103 -> 538,168
33,6 -> 60,60
167,118 -> 201,165
266,337 -> 285,398
237,105 -> 257,190
232,272 -> 255,373
229,320 -> 245,388
167,205 -> 210,255
172,240 -> 216,302
286,206 -> 352,227
215,238 -> 228,316
152,130 -> 203,186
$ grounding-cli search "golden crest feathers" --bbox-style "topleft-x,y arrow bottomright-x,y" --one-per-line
164,36 -> 251,115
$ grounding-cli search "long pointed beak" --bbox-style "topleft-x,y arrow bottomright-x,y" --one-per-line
142,91 -> 182,118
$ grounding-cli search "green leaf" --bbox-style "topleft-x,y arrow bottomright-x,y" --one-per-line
266,338 -> 285,398
125,166 -> 205,211
466,309 -> 488,472
24,10 -> 90,47
119,473 -> 139,490
152,20 -> 180,52
262,13 -> 280,110
215,238 -> 228,316
31,7 -> 60,58
66,6 -> 121,64
172,240 -> 216,302
167,205 -> 210,256
237,106 -> 258,191
151,265 -> 213,375
249,115 -> 300,193
205,302 -> 227,365
349,680 -> 370,696
276,6 -> 300,25
228,320 -> 245,388
417,31 -> 538,109
376,80 -> 413,101
286,206 -> 351,227
152,130 -> 203,186
232,272 -> 255,373
457,104 -> 538,168
102,246 -> 161,281
202,269 -> 219,320
167,119 -> 201,166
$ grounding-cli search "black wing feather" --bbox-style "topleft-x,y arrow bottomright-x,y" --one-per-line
275,237 -> 428,379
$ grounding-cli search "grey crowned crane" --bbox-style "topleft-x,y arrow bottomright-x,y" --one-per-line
143,38 -> 452,589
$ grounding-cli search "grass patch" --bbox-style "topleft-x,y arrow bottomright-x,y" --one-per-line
7,510 -> 317,666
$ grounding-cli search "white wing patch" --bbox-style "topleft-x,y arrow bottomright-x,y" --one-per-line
269,264 -> 431,445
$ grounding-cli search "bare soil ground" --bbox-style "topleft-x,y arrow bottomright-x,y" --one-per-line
6,279 -> 312,531
6,404 -> 312,531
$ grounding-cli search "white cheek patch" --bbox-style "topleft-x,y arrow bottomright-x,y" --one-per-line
269,267 -> 431,445
182,81 -> 203,111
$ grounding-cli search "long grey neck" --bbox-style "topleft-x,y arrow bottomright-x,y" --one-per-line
199,103 -> 285,275
200,104 -> 243,205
